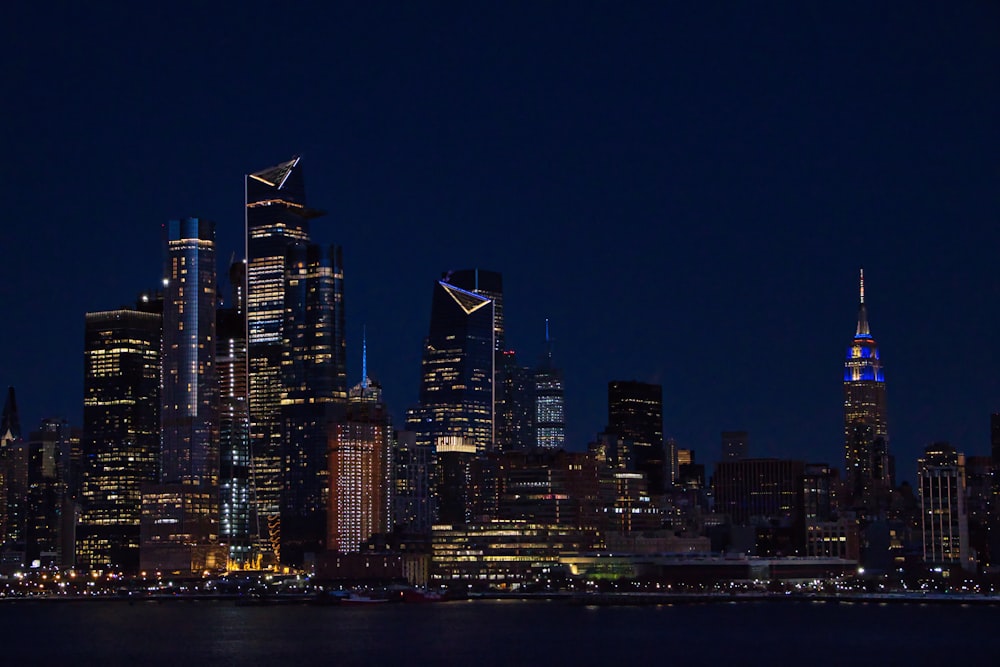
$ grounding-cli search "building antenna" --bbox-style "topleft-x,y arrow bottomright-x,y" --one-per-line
362,325 -> 368,388
859,268 -> 865,304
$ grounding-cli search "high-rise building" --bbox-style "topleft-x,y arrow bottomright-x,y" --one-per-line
328,349 -> 390,553
1,387 -> 27,560
245,157 -> 346,565
140,217 -> 222,574
494,350 -> 535,452
918,443 -> 970,569
391,430 -> 433,532
721,431 -> 748,461
25,418 -> 77,567
534,320 -> 565,450
280,242 -> 346,565
843,269 -> 891,514
407,269 -> 501,523
78,302 -> 161,572
246,156 -> 317,558
218,261 -> 252,567
607,380 -> 666,495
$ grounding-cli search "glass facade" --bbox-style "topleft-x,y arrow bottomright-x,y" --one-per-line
78,305 -> 161,572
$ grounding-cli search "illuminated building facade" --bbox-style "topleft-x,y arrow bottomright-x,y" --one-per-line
246,157 -> 315,555
392,430 -> 433,532
407,270 -> 501,523
843,270 -> 891,514
607,380 -> 666,495
140,217 -> 222,573
217,262 -> 251,566
430,520 -> 601,589
78,303 -> 161,572
245,157 -> 346,565
160,218 -> 219,490
918,442 -> 970,568
534,320 -> 565,450
328,366 -> 390,553
280,242 -> 346,564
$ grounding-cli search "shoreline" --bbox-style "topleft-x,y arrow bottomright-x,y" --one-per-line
2,591 -> 999,606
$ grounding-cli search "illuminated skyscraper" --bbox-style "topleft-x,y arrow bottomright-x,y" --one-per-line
246,157 -> 314,557
245,156 -> 346,565
408,269 -> 500,455
160,218 -> 219,489
218,261 -> 251,566
843,270 -> 891,514
280,242 -> 346,564
328,343 -> 390,552
607,380 -> 665,495
918,443 -> 970,568
534,320 -> 565,450
141,217 -> 222,573
78,302 -> 161,572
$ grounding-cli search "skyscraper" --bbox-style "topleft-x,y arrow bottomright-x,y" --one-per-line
246,157 -> 315,559
918,443 -> 969,569
408,269 -> 501,455
328,344 -> 390,553
534,320 -> 565,450
25,418 -> 77,567
245,156 -> 346,565
140,217 -> 222,573
1,387 -> 27,562
218,261 -> 251,567
607,380 -> 665,495
78,302 -> 161,572
280,242 -> 346,564
843,269 -> 891,514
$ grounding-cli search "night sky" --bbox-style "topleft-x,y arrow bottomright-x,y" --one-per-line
3,3 -> 998,484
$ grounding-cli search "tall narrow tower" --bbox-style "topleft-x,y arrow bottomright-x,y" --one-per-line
245,157 -> 347,565
535,320 -> 565,449
843,269 -> 891,514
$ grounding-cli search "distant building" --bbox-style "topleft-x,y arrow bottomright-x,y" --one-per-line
721,431 -> 748,461
712,458 -> 805,531
25,419 -> 78,568
328,352 -> 391,553
843,270 -> 891,514
534,320 -> 565,449
140,217 -> 223,574
408,269 -> 502,456
918,443 -> 970,569
392,430 -> 433,532
217,261 -> 251,567
494,350 -> 535,452
607,380 -> 665,495
77,301 -> 161,572
245,156 -> 346,566
1,387 -> 27,563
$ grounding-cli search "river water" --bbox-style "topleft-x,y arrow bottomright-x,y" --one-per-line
2,598 -> 998,666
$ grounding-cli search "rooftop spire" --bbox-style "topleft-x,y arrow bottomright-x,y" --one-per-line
361,325 -> 368,389
855,268 -> 871,338
1,386 -> 21,444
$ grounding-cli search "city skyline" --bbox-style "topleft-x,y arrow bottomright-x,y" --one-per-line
3,3 -> 999,486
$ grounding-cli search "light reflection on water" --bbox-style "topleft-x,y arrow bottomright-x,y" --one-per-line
3,599 -> 999,666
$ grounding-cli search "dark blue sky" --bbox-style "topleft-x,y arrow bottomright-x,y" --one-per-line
2,2 -> 998,483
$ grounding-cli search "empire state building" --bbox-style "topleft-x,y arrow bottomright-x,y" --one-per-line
843,269 -> 892,514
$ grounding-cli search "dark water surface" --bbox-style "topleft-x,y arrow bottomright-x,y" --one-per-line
2,599 -> 998,666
